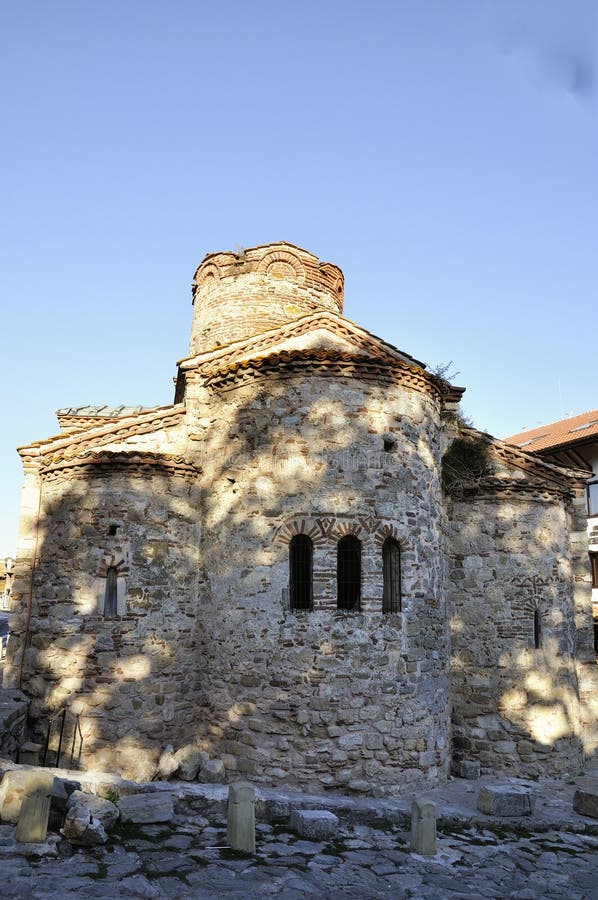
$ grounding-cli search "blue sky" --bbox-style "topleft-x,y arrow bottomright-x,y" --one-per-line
1,1 -> 596,554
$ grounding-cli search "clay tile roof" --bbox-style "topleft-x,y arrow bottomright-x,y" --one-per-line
20,404 -> 184,461
505,409 -> 598,453
56,405 -> 150,418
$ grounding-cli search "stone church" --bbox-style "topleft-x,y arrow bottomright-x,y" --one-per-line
4,242 -> 597,793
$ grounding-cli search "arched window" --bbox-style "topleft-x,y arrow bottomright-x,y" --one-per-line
289,535 -> 313,610
383,537 -> 401,613
104,566 -> 118,618
337,535 -> 361,611
533,608 -> 542,649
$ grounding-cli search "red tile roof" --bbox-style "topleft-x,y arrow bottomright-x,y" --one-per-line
506,410 -> 598,453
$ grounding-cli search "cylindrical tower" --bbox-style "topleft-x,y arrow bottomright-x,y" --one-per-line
189,241 -> 344,355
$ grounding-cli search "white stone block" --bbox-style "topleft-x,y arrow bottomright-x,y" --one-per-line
477,785 -> 535,817
290,808 -> 339,840
118,792 -> 174,823
410,798 -> 437,856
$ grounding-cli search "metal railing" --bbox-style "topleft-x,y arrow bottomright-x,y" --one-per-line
42,706 -> 84,769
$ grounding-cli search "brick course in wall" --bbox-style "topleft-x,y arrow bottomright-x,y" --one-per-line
189,243 -> 344,356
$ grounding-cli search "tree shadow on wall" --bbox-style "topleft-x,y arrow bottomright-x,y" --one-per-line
150,366 -> 449,792
8,372 -> 596,790
9,365 -> 460,790
448,490 -> 598,776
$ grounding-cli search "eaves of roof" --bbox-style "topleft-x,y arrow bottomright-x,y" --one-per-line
462,426 -> 589,491
56,405 -> 150,417
18,404 -> 185,467
177,310 -> 426,371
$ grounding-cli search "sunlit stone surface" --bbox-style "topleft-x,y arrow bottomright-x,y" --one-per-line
3,242 -> 596,790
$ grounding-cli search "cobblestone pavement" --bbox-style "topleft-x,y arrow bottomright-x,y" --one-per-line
2,815 -> 598,899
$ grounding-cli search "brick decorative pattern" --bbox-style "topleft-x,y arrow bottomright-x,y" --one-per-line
203,350 -> 443,402
40,452 -> 201,481
276,514 -> 410,550
189,243 -> 344,355
181,308 -> 422,371
274,515 -> 414,614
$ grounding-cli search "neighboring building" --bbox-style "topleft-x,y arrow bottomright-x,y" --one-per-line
3,242 -> 597,791
506,411 -> 598,649
0,557 -> 14,611
0,558 -> 13,661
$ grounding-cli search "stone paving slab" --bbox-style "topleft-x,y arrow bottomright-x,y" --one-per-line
1,812 -> 597,898
1,760 -> 598,897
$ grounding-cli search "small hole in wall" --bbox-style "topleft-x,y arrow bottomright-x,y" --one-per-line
108,525 -> 119,536
383,434 -> 397,452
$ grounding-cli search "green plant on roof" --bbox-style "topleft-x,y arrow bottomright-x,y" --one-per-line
442,435 -> 494,499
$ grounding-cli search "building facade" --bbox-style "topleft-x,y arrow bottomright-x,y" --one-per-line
3,242 -> 597,792
507,412 -> 598,652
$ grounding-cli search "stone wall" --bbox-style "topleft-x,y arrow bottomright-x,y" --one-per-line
448,491 -> 589,776
6,359 -> 591,789
574,489 -> 598,765
0,689 -> 28,760
4,460 -> 201,780
5,364 -> 453,794
186,367 -> 450,795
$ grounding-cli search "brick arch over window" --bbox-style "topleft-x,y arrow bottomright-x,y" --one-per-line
97,554 -> 129,578
274,519 -> 327,549
372,523 -> 411,551
319,262 -> 344,301
193,263 -> 221,290
331,520 -> 366,541
275,515 -> 410,549
257,249 -> 306,281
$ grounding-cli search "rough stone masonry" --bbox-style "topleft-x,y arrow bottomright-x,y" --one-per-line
3,241 -> 597,791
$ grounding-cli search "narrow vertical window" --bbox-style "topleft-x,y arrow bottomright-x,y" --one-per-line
590,552 -> 598,589
290,535 -> 313,610
104,566 -> 118,617
533,608 -> 542,649
383,537 -> 401,613
337,535 -> 361,611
